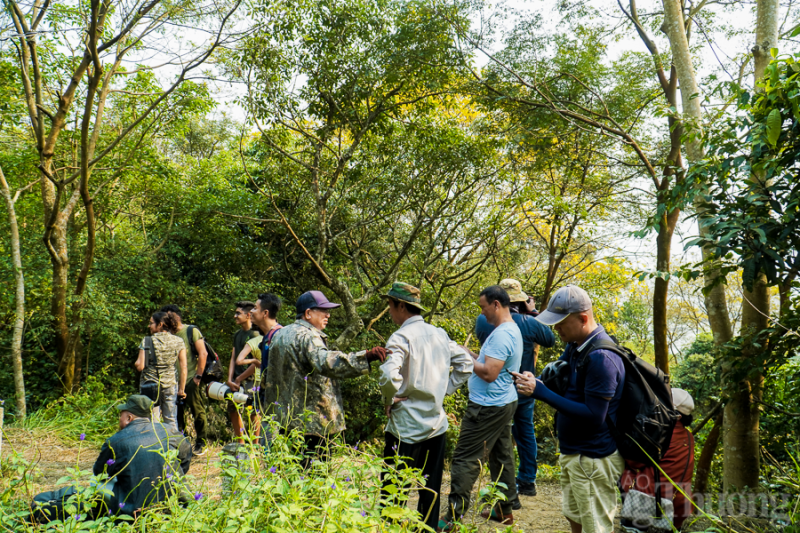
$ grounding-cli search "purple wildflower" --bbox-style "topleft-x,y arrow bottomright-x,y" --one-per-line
75,514 -> 82,520
274,401 -> 279,405
361,511 -> 367,517
166,473 -> 172,480
304,376 -> 308,381
345,476 -> 350,482
194,492 -> 203,501
331,483 -> 336,489
269,466 -> 277,473
106,459 -> 115,466
79,433 -> 86,441
119,503 -> 125,509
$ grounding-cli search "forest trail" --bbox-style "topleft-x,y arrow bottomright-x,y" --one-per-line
2,427 -> 570,532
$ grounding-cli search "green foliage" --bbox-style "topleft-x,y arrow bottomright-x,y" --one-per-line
18,370 -> 125,445
0,409 -> 513,532
687,52 -> 800,292
672,333 -> 721,412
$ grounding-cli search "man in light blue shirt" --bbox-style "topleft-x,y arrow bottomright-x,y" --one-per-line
440,285 -> 523,530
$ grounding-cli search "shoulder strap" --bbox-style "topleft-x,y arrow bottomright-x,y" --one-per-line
186,325 -> 197,358
144,336 -> 159,379
266,324 -> 283,343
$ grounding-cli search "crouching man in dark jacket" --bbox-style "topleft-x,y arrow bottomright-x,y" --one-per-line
30,395 -> 192,523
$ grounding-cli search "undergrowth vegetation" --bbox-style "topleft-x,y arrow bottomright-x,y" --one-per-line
0,390 -> 514,533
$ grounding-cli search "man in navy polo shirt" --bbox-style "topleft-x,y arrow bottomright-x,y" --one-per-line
513,285 -> 625,533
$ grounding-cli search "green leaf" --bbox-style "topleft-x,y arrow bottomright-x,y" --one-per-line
770,47 -> 778,58
766,108 -> 781,147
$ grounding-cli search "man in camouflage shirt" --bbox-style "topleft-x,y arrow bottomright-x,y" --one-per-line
263,290 -> 386,461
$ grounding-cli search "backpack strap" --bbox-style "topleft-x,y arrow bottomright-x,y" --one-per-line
267,324 -> 283,342
186,325 -> 198,359
143,336 -> 160,381
574,337 -> 625,395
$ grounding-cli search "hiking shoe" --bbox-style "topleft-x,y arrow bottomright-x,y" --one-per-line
192,443 -> 207,456
517,479 -> 537,496
511,497 -> 522,510
480,508 -> 514,525
436,519 -> 456,532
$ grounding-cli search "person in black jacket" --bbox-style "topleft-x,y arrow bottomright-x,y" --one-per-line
30,395 -> 192,524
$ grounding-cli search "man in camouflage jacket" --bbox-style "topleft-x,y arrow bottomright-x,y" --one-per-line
263,290 -> 386,457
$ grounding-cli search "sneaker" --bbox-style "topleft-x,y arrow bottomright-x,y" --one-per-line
517,479 -> 537,496
511,497 -> 522,511
192,443 -> 207,456
480,508 -> 514,525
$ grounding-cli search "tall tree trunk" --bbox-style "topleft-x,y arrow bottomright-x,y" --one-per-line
660,0 -> 734,347
694,411 -> 724,495
662,0 -> 746,492
0,167 -> 27,419
654,206 -> 680,373
720,0 -> 781,492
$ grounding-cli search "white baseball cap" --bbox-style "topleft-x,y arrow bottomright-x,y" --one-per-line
671,388 -> 695,416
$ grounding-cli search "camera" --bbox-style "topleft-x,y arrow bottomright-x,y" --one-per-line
206,382 -> 249,404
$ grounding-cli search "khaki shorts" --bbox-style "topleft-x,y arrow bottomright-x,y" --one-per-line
559,450 -> 625,533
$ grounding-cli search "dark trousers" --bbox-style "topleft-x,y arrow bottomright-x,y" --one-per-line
182,379 -> 208,444
382,431 -> 447,531
512,397 -> 538,483
446,400 -> 518,520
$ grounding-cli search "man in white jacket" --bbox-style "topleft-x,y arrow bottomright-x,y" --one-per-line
379,282 -> 473,532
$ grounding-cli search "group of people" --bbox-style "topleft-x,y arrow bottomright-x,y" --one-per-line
32,279 -> 697,532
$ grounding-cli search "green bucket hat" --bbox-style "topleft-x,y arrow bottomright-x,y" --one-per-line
381,282 -> 428,312
116,394 -> 153,418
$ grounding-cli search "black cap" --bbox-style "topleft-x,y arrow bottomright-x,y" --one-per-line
295,291 -> 341,314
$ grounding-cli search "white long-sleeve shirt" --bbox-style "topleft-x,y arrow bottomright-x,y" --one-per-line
379,315 -> 474,443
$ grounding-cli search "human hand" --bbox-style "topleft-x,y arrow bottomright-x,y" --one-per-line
366,346 -> 387,363
385,397 -> 408,418
178,389 -> 186,398
226,380 -> 240,392
524,297 -> 537,315
511,371 -> 537,396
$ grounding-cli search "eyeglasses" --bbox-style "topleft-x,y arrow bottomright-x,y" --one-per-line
310,308 -> 331,316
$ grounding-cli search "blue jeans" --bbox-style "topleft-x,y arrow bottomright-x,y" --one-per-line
512,397 -> 537,483
160,385 -> 179,433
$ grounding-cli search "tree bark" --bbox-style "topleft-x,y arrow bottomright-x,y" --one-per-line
662,0 -> 751,492
694,410 -> 723,495
654,207 -> 679,373
720,0 -> 779,493
0,167 -> 28,419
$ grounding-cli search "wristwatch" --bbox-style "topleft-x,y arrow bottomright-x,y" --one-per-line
195,374 -> 203,380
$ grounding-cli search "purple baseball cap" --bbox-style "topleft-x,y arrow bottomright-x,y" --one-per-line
295,290 -> 341,314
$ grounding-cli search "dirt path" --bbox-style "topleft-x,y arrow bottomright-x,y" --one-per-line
2,428 -> 573,532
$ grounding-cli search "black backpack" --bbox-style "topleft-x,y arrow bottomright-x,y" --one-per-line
186,325 -> 223,382
576,338 -> 680,465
